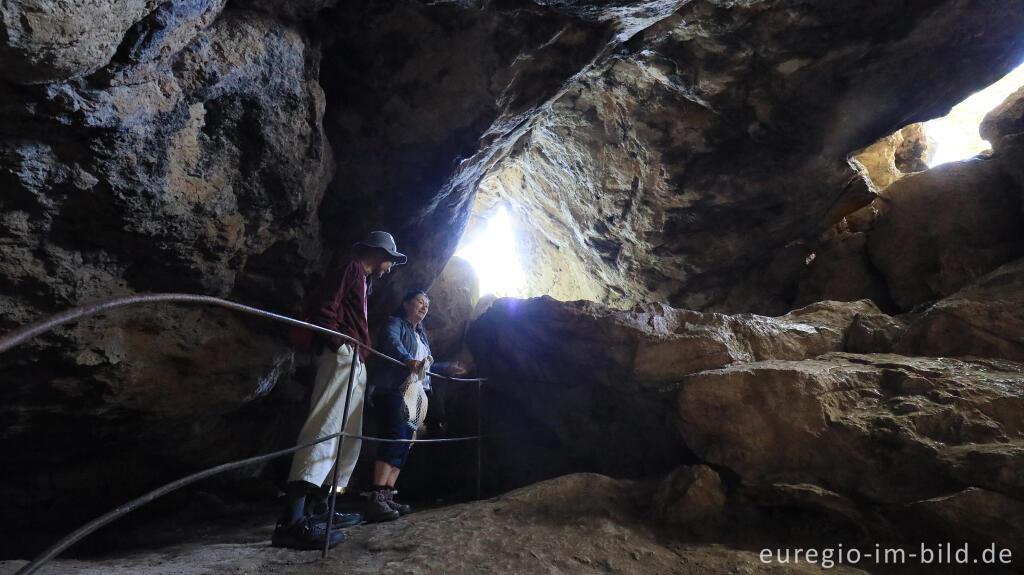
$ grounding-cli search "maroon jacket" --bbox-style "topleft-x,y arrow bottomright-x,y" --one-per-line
311,255 -> 372,362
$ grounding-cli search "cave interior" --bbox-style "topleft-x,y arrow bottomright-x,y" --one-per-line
1,0 -> 1024,573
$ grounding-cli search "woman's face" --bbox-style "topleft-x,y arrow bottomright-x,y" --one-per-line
404,294 -> 429,324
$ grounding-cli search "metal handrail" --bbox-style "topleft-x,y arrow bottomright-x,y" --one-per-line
0,293 -> 485,383
2,293 -> 489,574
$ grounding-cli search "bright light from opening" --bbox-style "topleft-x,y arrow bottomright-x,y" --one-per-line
926,62 -> 1024,167
456,207 -> 527,298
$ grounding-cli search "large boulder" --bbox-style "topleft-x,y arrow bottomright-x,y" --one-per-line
467,296 -> 894,491
678,352 -> 1024,552
651,464 -> 727,534
982,85 -> 1024,214
799,147 -> 1024,313
866,159 -> 1024,310
897,258 -> 1024,361
981,85 -> 1024,151
808,82 -> 1024,314
794,225 -> 897,313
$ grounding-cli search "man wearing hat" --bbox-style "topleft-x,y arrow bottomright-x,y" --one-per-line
273,231 -> 407,549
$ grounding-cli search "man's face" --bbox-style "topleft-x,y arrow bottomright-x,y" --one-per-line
374,259 -> 394,278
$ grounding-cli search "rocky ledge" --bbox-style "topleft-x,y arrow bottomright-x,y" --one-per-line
466,257 -> 1024,563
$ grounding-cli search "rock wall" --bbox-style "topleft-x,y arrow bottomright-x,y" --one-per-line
312,1 -> 651,314
800,85 -> 1024,311
0,4 -> 334,552
473,0 -> 1024,314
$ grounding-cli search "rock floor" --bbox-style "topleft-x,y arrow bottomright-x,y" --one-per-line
1,474 -> 873,575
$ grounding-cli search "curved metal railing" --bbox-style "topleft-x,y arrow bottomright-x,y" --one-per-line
0,293 -> 485,383
1,293 -> 488,575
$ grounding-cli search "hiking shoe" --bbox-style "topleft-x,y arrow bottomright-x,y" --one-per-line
364,489 -> 400,523
386,489 -> 411,516
271,517 -> 345,550
309,510 -> 363,528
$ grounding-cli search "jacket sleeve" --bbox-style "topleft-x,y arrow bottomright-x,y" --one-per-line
431,361 -> 454,376
311,258 -> 354,351
380,317 -> 415,364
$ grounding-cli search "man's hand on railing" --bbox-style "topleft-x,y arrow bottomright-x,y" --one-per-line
406,358 -> 424,373
446,362 -> 468,377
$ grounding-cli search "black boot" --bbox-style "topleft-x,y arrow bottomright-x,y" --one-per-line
280,481 -> 313,526
363,486 -> 399,523
272,516 -> 345,550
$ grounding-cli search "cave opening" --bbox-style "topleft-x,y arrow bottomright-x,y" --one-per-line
924,60 -> 1024,167
853,59 -> 1024,191
454,205 -> 527,298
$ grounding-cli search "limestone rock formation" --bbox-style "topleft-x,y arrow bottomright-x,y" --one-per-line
981,85 -> 1024,151
651,464 -> 727,534
897,258 -> 1024,361
679,353 -> 1022,500
467,296 -> 897,490
469,292 -> 1024,559
799,155 -> 1024,312
314,1 -> 630,314
471,0 -> 1024,313
802,72 -> 1024,312
793,223 -> 897,313
982,84 -> 1024,206
679,351 -> 1024,554
850,122 -> 934,193
0,8 -> 329,548
867,159 -> 1024,310
0,0 -> 153,83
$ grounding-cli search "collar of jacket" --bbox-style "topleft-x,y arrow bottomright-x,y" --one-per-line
394,314 -> 427,336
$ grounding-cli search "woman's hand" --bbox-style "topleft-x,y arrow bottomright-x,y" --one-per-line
447,362 -> 468,377
406,359 -> 424,373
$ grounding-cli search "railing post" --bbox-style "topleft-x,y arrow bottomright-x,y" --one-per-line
475,379 -> 482,501
323,344 -> 359,559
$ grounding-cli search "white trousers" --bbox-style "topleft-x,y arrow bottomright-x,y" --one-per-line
288,344 -> 365,489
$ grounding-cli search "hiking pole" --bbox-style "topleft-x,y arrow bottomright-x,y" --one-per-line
323,345 -> 359,559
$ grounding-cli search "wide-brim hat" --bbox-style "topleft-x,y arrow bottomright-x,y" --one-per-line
354,230 -> 407,265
